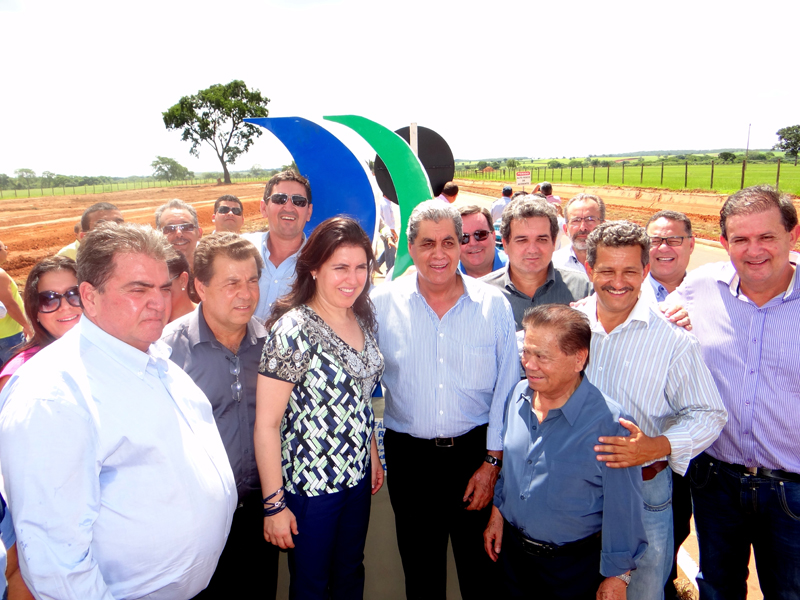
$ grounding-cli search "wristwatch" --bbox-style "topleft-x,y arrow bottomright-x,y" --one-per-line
484,454 -> 502,468
615,573 -> 631,586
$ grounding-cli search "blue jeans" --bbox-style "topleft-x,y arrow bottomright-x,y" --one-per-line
690,452 -> 800,600
0,332 -> 25,367
628,466 -> 673,600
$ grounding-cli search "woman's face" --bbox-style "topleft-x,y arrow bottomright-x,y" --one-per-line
311,244 -> 369,312
37,270 -> 82,339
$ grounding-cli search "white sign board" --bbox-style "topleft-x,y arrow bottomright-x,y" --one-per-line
516,171 -> 531,185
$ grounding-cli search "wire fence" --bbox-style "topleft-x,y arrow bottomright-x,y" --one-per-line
0,176 -> 267,201
456,160 -> 800,195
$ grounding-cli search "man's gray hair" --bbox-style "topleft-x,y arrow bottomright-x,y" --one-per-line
407,200 -> 463,245
500,196 -> 558,242
155,198 -> 199,229
586,221 -> 650,268
78,222 -> 177,291
564,193 -> 606,222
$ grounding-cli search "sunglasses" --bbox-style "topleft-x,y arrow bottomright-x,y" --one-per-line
162,223 -> 196,235
39,286 -> 81,313
216,206 -> 243,216
269,193 -> 309,208
650,235 -> 692,247
461,230 -> 492,244
568,216 -> 599,225
230,355 -> 242,402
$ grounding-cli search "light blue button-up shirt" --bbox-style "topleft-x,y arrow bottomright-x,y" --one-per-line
370,274 -> 519,450
244,231 -> 305,322
495,377 -> 647,577
0,318 -> 236,600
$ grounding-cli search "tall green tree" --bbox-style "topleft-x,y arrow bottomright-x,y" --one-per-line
14,168 -> 36,189
162,80 -> 270,184
152,156 -> 193,182
774,125 -> 800,166
506,158 -> 518,169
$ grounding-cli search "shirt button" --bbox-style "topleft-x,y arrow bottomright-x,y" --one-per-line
439,333 -> 444,338
439,410 -> 443,415
439,358 -> 443,363
532,426 -> 537,430
753,339 -> 757,343
137,371 -> 144,377
520,495 -> 525,500
744,431 -> 749,435
439,384 -> 443,388
750,370 -> 755,374
274,280 -> 278,284
527,459 -> 532,465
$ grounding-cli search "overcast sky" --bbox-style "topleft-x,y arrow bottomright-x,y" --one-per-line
1,0 -> 797,177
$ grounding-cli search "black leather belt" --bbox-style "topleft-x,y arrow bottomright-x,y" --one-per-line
506,520 -> 600,558
722,460 -> 800,483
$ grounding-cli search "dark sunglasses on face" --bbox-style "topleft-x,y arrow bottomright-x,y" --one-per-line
269,193 -> 309,208
162,223 -> 196,235
216,206 -> 243,216
650,235 -> 692,247
461,230 -> 492,244
39,286 -> 81,313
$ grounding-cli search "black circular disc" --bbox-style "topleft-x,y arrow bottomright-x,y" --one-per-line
374,125 -> 455,204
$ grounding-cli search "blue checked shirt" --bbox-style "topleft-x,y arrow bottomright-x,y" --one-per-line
577,294 -> 727,475
243,231 -> 304,322
371,274 -> 519,451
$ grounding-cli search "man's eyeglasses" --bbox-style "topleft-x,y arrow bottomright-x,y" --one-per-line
230,355 -> 242,402
39,286 -> 81,313
650,235 -> 693,247
268,193 -> 309,208
216,206 -> 243,216
162,223 -> 196,235
461,230 -> 492,244
568,216 -> 599,226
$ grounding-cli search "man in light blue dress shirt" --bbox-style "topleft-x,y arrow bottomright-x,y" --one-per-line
244,170 -> 312,322
371,201 -> 519,600
578,221 -> 726,600
0,223 -> 237,600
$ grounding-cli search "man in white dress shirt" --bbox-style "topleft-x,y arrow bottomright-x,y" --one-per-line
0,223 -> 236,600
552,193 -> 606,275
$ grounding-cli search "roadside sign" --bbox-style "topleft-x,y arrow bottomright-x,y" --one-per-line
516,171 -> 531,185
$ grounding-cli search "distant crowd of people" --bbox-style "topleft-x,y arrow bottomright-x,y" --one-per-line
0,172 -> 797,600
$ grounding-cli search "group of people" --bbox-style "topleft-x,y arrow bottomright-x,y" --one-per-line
0,171 -> 796,600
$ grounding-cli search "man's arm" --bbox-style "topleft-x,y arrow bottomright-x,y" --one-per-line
0,397 -> 115,600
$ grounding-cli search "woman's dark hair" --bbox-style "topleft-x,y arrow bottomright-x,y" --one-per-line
17,256 -> 79,355
265,216 -> 377,332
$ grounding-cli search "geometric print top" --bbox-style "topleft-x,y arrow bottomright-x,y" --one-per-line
260,305 -> 384,496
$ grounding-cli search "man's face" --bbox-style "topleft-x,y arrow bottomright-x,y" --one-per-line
212,201 -> 244,234
647,217 -> 694,285
564,200 -> 603,250
80,253 -> 172,352
721,207 -> 799,293
80,209 -> 124,239
160,208 -> 202,262
260,181 -> 313,241
459,213 -> 495,275
196,255 -> 260,330
521,325 -> 585,398
408,219 -> 461,290
502,217 -> 555,278
587,244 -> 649,320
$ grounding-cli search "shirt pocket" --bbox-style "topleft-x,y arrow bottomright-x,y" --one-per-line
777,344 -> 800,393
460,345 -> 497,393
546,460 -> 601,513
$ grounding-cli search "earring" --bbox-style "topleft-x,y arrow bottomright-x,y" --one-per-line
312,275 -> 316,281
181,288 -> 186,291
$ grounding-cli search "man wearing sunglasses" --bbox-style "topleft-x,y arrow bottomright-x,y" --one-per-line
458,205 -> 508,279
213,195 -> 245,234
156,199 -> 204,269
162,233 -> 278,599
0,223 -> 236,600
244,170 -> 313,322
553,194 -> 606,276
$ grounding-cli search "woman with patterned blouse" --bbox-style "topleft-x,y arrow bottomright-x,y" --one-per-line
254,216 -> 385,599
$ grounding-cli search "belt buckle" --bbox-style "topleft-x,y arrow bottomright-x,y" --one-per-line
523,537 -> 554,558
435,437 -> 454,448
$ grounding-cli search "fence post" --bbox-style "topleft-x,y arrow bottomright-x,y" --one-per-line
607,165 -> 610,184
660,162 -> 664,185
581,166 -> 584,182
622,163 -> 625,184
710,161 -> 715,189
570,167 -> 573,181
684,162 -> 688,188
640,163 -> 644,184
740,159 -> 747,189
776,158 -> 781,188
593,167 -> 596,183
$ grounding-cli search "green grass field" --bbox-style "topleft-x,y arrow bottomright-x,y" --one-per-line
455,162 -> 799,195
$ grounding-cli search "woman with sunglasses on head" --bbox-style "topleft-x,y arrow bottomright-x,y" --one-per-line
167,252 -> 197,323
0,256 -> 82,393
254,216 -> 383,600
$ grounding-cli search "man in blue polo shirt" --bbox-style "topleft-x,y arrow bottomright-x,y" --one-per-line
458,205 -> 508,278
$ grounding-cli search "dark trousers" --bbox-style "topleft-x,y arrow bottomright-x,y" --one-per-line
665,470 -> 693,599
690,452 -> 800,600
285,476 -> 372,600
193,490 -> 279,599
384,426 -> 497,600
499,520 -> 604,600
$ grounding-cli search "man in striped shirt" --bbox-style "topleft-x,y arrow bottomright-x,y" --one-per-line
669,185 -> 800,598
577,221 -> 726,600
